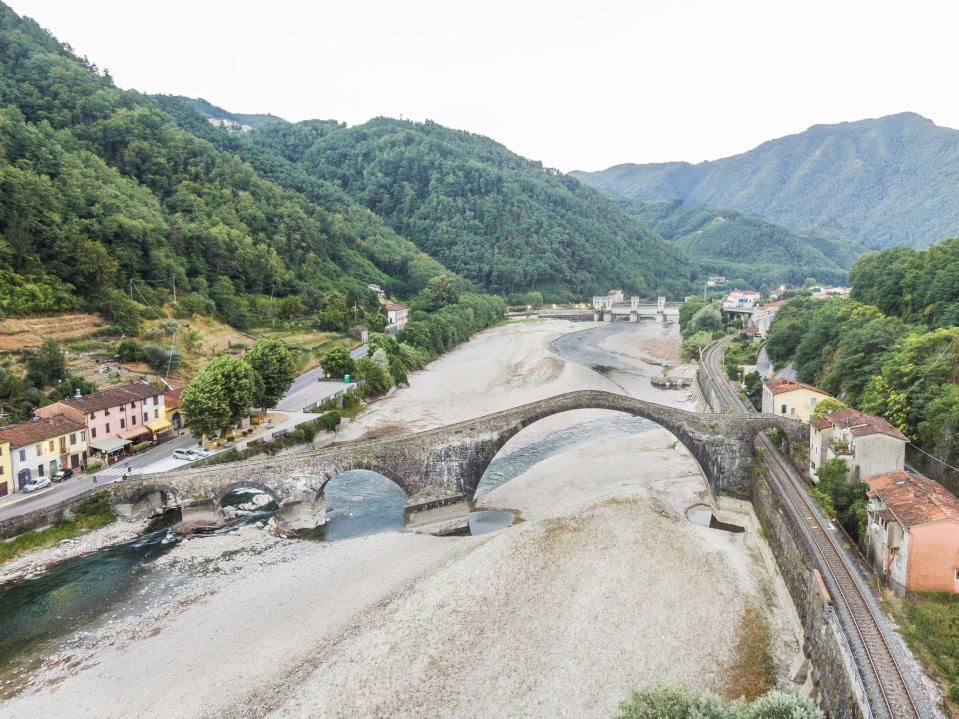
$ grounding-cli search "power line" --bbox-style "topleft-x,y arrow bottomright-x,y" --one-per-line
907,442 -> 959,474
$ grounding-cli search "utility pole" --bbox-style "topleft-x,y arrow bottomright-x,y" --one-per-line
171,276 -> 177,306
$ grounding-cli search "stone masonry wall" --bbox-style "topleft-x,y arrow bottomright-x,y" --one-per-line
0,487 -> 98,539
749,466 -> 864,718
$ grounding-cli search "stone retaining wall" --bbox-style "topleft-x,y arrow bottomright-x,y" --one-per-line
749,466 -> 865,718
0,488 -> 98,539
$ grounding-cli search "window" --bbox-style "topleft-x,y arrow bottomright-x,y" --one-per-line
104,409 -> 110,416
0,466 -> 3,475
132,415 -> 136,425
89,412 -> 95,420
955,570 -> 959,581
143,413 -> 148,423
18,449 -> 25,462
151,396 -> 156,405
781,404 -> 787,414
154,409 -> 159,419
36,444 -> 42,457
91,427 -> 96,439
38,464 -> 44,477
80,431 -> 85,442
810,397 -> 817,406
48,440 -> 54,452
70,433 -> 76,445
120,418 -> 125,429
105,423 -> 110,433
131,401 -> 136,409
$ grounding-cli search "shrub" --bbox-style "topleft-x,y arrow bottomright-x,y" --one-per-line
317,410 -> 341,432
949,683 -> 959,703
130,441 -> 149,453
117,338 -> 144,362
141,343 -> 181,371
84,460 -> 102,472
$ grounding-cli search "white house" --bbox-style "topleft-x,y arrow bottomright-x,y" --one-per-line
722,290 -> 761,310
387,303 -> 409,331
0,415 -> 88,490
809,408 -> 907,482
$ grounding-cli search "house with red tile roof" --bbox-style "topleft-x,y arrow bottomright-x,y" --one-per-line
0,415 -> 87,490
35,381 -> 167,460
865,470 -> 959,594
386,303 -> 409,331
761,378 -> 831,424
809,409 -> 907,482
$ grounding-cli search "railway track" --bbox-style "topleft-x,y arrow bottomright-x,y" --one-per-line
701,335 -> 922,719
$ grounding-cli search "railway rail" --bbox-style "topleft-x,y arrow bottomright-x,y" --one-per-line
701,335 -> 923,719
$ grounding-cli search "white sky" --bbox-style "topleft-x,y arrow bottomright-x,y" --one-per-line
7,0 -> 959,172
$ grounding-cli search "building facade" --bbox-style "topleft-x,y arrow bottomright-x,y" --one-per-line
386,303 -> 409,331
723,290 -> 761,310
0,439 -> 12,496
0,415 -> 88,489
36,382 -> 167,458
865,470 -> 959,594
809,409 -> 907,482
761,378 -> 831,424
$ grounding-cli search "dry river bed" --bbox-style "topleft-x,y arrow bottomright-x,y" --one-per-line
2,319 -> 804,718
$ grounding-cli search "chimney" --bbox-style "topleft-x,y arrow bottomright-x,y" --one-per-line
75,388 -> 82,399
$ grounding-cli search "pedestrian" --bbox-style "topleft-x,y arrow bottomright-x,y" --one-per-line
92,473 -> 97,484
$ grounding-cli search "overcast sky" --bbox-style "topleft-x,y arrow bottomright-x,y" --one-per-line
8,0 -> 959,172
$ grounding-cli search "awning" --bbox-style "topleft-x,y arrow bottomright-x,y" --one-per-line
146,418 -> 172,433
89,438 -> 132,453
121,427 -> 149,440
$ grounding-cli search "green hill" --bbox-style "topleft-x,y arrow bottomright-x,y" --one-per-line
614,198 -> 865,288
0,2 -> 448,322
572,113 -> 959,250
239,117 -> 699,298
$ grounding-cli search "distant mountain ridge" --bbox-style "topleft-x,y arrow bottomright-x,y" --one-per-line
572,113 -> 959,250
175,96 -> 285,129
614,198 -> 865,288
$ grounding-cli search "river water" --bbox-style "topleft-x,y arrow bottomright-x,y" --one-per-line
0,321 -> 685,688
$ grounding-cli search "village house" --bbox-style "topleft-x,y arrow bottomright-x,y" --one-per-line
606,289 -> 625,303
865,470 -> 959,594
706,275 -> 726,286
0,415 -> 88,490
761,377 -> 831,424
722,289 -> 761,310
164,388 -> 184,433
0,438 -> 12,496
35,382 -> 169,463
386,303 -> 409,331
351,324 -> 369,343
809,409 -> 907,482
367,283 -> 386,300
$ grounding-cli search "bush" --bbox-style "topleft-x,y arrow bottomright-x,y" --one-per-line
117,338 -> 144,362
948,683 -> 959,703
341,391 -> 360,411
130,441 -> 149,453
317,410 -> 341,432
84,460 -> 102,472
141,343 -> 181,371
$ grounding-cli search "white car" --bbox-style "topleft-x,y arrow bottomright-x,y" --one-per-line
172,448 -> 202,461
22,477 -> 52,492
191,447 -> 214,457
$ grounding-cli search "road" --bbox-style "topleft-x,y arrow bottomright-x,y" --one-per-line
0,343 -> 370,520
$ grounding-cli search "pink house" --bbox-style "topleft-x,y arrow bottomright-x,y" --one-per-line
35,382 -> 167,461
865,470 -> 959,594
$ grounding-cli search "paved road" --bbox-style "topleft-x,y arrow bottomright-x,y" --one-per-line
276,342 -> 367,412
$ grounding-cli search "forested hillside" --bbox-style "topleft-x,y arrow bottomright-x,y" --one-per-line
614,198 -> 864,288
573,113 -> 959,250
0,2 -> 452,324
234,117 -> 699,298
173,97 -> 285,129
765,238 -> 959,489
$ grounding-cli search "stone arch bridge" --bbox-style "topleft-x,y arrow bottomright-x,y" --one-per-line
108,390 -> 806,530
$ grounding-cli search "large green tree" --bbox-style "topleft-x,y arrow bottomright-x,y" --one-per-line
244,337 -> 296,409
180,355 -> 263,439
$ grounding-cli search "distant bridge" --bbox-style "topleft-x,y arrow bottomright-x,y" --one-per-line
107,390 -> 806,531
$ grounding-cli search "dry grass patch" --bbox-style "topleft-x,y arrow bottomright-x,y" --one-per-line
723,602 -> 776,701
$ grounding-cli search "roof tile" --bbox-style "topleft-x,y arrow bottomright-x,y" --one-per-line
867,470 -> 959,526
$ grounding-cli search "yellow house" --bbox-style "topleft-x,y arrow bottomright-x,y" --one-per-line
761,378 -> 831,424
0,439 -> 11,497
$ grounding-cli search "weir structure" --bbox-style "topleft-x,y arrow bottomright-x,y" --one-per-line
107,390 -> 806,531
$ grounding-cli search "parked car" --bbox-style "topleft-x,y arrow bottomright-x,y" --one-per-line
191,447 -> 214,457
172,448 -> 201,461
22,477 -> 52,492
52,467 -> 74,483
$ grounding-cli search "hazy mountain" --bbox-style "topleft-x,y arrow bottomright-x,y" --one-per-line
573,113 -> 959,250
614,198 -> 866,287
175,96 -> 286,129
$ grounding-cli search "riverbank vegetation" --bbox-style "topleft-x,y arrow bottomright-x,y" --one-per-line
0,493 -> 114,565
765,239 -> 959,492
613,684 -> 821,719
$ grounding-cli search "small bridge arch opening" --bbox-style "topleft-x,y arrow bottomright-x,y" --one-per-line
321,469 -> 408,540
129,485 -> 180,521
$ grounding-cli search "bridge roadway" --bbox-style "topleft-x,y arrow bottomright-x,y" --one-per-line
106,389 -> 805,530
701,335 -> 922,719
